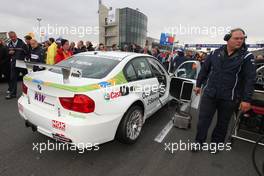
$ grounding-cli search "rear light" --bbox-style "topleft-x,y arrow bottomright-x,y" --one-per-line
22,82 -> 28,95
59,94 -> 95,113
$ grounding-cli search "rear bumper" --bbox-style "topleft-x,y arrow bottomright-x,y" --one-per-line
18,96 -> 123,146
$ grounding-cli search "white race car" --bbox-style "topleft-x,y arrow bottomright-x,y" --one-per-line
18,51 -> 201,146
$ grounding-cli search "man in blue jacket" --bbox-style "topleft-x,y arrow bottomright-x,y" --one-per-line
193,28 -> 256,151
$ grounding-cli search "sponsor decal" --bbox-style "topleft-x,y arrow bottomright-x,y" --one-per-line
120,86 -> 130,96
104,93 -> 110,100
37,84 -> 42,91
147,96 -> 159,106
52,133 -> 72,143
52,120 -> 66,131
142,90 -> 159,106
104,91 -> 122,100
35,92 -> 46,102
142,90 -> 157,99
98,81 -> 111,88
34,92 -> 55,107
110,91 -> 121,99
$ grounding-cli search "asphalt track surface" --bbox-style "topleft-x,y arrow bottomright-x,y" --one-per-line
0,81 -> 263,176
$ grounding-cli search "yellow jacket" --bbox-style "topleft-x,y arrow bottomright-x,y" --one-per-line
46,42 -> 57,65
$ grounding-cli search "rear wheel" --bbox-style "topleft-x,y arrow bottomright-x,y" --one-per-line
116,105 -> 144,144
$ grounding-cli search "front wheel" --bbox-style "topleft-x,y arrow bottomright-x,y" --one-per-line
116,105 -> 144,144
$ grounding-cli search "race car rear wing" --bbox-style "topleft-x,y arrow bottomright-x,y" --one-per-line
25,62 -> 82,84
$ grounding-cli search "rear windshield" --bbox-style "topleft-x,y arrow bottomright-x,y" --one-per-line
50,56 -> 120,79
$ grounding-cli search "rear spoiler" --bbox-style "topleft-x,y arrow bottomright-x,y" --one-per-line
25,62 -> 82,84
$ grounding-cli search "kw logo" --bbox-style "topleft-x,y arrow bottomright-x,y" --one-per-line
35,92 -> 46,103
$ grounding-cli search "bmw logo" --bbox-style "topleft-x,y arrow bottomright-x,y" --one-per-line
37,85 -> 42,91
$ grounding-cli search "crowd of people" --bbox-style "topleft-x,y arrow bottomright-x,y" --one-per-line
0,30 -> 263,100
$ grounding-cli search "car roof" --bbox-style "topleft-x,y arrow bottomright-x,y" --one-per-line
75,51 -> 151,61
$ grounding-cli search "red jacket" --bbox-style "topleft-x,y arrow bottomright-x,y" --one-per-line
55,48 -> 73,64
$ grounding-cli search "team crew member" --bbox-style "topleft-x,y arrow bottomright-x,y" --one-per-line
193,28 -> 256,151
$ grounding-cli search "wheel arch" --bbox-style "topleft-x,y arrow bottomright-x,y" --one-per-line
114,99 -> 145,138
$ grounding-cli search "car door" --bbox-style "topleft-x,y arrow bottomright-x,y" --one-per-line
146,57 -> 170,106
169,60 -> 201,109
123,57 -> 160,117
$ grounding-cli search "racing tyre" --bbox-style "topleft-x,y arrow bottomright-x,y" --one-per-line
116,105 -> 144,144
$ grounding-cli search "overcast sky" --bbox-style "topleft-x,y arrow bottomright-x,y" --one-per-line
0,0 -> 263,45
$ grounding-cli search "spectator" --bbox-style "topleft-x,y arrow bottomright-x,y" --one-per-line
152,47 -> 163,63
163,51 -> 171,71
55,39 -> 73,64
6,31 -> 29,99
86,41 -> 95,51
56,38 -> 62,49
30,39 -> 45,71
46,38 -> 57,65
97,43 -> 105,51
122,44 -> 129,52
198,52 -> 207,65
75,40 -> 87,54
185,50 -> 194,60
141,46 -> 151,55
24,35 -> 32,59
111,44 -> 118,51
130,43 -> 138,53
43,41 -> 50,63
171,48 -> 187,72
0,39 -> 9,81
69,42 -> 76,54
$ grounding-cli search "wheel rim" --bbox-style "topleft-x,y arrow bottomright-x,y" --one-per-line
256,68 -> 264,85
257,70 -> 264,85
126,110 -> 143,140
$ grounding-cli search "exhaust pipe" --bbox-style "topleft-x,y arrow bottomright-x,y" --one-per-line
25,120 -> 37,132
31,125 -> 37,132
25,120 -> 31,128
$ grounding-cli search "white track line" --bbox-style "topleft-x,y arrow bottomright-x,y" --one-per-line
154,120 -> 173,143
154,103 -> 190,143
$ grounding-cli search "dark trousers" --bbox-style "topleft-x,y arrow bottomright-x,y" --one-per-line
9,62 -> 18,96
0,63 -> 10,81
195,94 -> 237,144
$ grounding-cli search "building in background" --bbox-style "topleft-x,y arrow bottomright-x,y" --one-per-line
99,1 -> 148,49
146,36 -> 160,48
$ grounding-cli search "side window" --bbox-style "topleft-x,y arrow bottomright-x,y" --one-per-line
131,58 -> 153,80
176,62 -> 198,80
148,58 -> 165,77
124,63 -> 137,82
